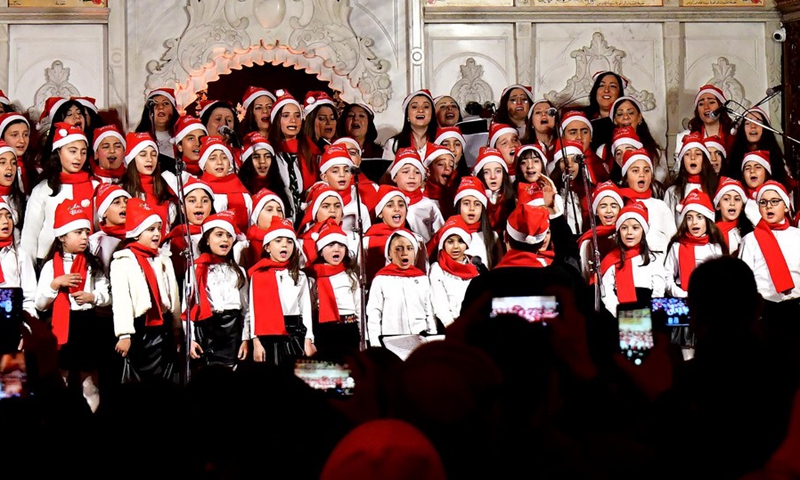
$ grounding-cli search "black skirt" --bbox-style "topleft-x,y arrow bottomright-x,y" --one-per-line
57,309 -> 113,372
194,309 -> 243,368
256,315 -> 306,367
313,315 -> 360,359
121,315 -> 175,384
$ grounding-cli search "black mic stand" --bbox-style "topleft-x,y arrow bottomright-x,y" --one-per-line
724,99 -> 800,147
350,165 -> 369,350
551,109 -> 582,235
576,154 -> 604,312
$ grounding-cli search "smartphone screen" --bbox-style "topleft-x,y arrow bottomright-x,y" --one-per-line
617,306 -> 654,366
294,359 -> 355,397
0,288 -> 23,355
490,295 -> 559,324
651,297 -> 690,327
0,352 -> 28,400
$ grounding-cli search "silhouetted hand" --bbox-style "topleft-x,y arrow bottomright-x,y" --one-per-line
613,331 -> 673,402
19,313 -> 59,377
546,285 -> 598,381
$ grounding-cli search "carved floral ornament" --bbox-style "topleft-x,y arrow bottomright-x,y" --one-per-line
31,60 -> 81,129
145,0 -> 392,112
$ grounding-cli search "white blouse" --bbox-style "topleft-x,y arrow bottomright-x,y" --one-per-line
601,252 -> 666,317
36,252 -> 111,312
366,273 -> 435,346
739,226 -> 800,303
243,269 -> 313,341
663,241 -> 725,298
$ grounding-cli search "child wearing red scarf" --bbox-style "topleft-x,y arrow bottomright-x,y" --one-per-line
422,144 -> 458,218
664,191 -> 728,298
297,182 -> 345,267
198,136 -> 252,235
0,200 -> 37,355
495,203 -> 552,269
307,219 -> 361,358
332,136 -> 380,207
551,139 -> 593,236
366,229 -> 435,346
0,141 -> 26,235
22,123 -> 99,262
111,199 -> 181,384
89,183 -> 131,273
242,188 -> 285,270
473,147 -> 516,237
739,150 -> 784,227
600,201 -> 665,317
35,201 -> 109,411
185,211 -> 248,369
386,147 -> 444,244
92,125 -> 127,184
162,176 -> 215,282
318,144 -> 373,248
429,217 -> 479,328
172,115 -> 208,176
664,133 -> 719,223
714,176 -> 752,256
121,132 -> 176,237
454,176 -> 502,269
246,217 -> 315,366
578,181 -> 623,284
488,123 -> 521,178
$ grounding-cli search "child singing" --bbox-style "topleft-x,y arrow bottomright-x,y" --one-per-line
713,176 -> 753,255
429,216 -> 479,328
91,125 -> 127,184
385,147 -> 444,243
90,183 -> 131,273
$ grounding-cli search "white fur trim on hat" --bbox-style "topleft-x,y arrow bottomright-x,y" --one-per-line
263,226 -> 297,247
390,157 -> 425,180
52,128 -> 88,151
124,139 -> 158,166
0,114 -> 28,136
269,91 -> 302,124
438,226 -> 472,252
621,152 -> 653,178
303,97 -> 336,117
489,125 -> 517,149
203,218 -> 236,238
677,141 -> 710,164
97,189 -> 131,219
126,214 -> 162,239
694,86 -> 726,106
54,218 -> 92,238
713,184 -> 746,208
375,190 -> 408,216
611,135 -> 643,154
615,211 -> 649,234
506,223 -> 548,245
552,145 -> 583,164
93,129 -> 125,153
242,89 -> 275,111
453,188 -> 488,208
591,189 -> 624,215
250,195 -> 284,226
423,148 -> 455,168
384,230 -> 419,261
0,144 -> 15,159
315,232 -> 348,252
677,203 -> 715,225
333,137 -> 362,156
147,89 -> 177,107
434,130 -> 466,147
757,184 -> 791,209
611,96 -> 644,118
172,123 -> 208,145
312,190 -> 343,222
741,152 -> 771,175
560,115 -> 593,136
472,152 -> 507,177
703,139 -> 726,158
198,143 -> 233,172
241,141 -> 275,163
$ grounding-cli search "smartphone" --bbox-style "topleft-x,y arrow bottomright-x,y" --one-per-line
294,359 -> 355,397
651,297 -> 690,327
0,288 -> 23,355
617,305 -> 654,366
0,352 -> 28,400
490,295 -> 559,324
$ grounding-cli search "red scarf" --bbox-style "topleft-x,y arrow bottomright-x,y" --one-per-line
128,243 -> 165,327
686,174 -> 702,184
100,223 -> 127,239
423,179 -> 446,202
619,187 -> 652,200
281,139 -> 299,154
438,253 -> 478,280
248,258 -> 290,336
138,175 -> 171,235
716,220 -> 738,248
678,234 -> 709,291
374,263 -> 426,278
301,222 -> 325,265
600,245 -> 642,304
52,251 -> 88,345
202,172 -> 250,231
338,184 -> 353,206
462,219 -> 480,234
311,263 -> 346,323
365,223 -> 398,249
495,250 -> 548,269
60,171 -> 95,205
187,253 -> 225,322
754,219 -> 795,293
0,185 -> 12,196
246,225 -> 266,245
164,224 -> 203,255
247,174 -> 271,195
402,187 -> 424,206
183,158 -> 201,176
92,162 -> 126,182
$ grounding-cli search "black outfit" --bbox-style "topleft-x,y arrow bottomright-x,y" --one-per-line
256,315 -> 306,368
121,314 -> 175,384
313,315 -> 360,361
193,309 -> 243,368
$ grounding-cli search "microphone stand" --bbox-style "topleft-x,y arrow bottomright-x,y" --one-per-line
350,166 -> 369,350
552,110 -> 581,234
576,155 -> 603,312
724,100 -> 800,147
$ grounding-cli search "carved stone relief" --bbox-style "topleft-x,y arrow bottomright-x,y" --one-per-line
145,0 -> 392,112
31,60 -> 80,126
449,58 -> 494,109
543,32 -> 656,111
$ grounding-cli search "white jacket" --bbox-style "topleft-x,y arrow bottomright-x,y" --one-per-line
601,252 -> 666,317
366,273 -> 435,345
663,241 -> 725,298
407,196 -> 445,244
739,226 -> 800,303
638,197 -> 678,255
110,248 -> 181,337
428,262 -> 471,327
0,245 -> 39,317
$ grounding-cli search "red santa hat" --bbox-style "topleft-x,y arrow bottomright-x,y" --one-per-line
401,89 -> 433,114
300,182 -> 344,229
92,124 -> 125,153
423,144 -> 455,168
241,86 -> 275,111
171,175 -> 214,200
434,126 -> 466,147
745,106 -> 771,125
95,183 -> 131,220
333,137 -> 362,157
40,97 -> 68,124
319,144 -> 355,174
0,90 -> 9,106
453,176 -> 487,208
0,198 -> 16,224
384,228 -> 419,261
51,122 -> 87,151
610,96 -> 643,118
196,99 -> 233,121
500,84 -> 534,103
506,204 -> 550,245
703,135 -> 727,158
677,132 -> 710,161
551,139 -> 584,165
756,180 -> 791,208
197,136 -> 233,172
616,201 -> 650,234
202,210 -> 239,238
741,150 -> 771,174
471,146 -> 507,176
241,132 -> 274,163
123,132 -> 157,166
390,147 -> 425,180
433,94 -> 459,108
125,198 -> 162,238
713,176 -> 747,208
528,99 -> 553,120
171,115 -> 208,145
71,96 -> 98,114
592,71 -> 629,88
694,84 -> 726,107
488,123 -> 517,149
269,89 -> 303,123
250,188 -> 285,226
591,181 -> 624,214
374,185 -> 408,217
0,113 -> 29,136
0,141 -> 15,160
303,91 -> 336,117
611,126 -> 643,153
437,216 -> 472,252
677,190 -> 715,224
559,110 -> 593,136
53,200 -> 92,237
147,88 -> 177,107
515,144 -> 548,172
312,218 -> 349,252
517,182 -> 545,207
262,216 -> 296,246
620,148 -> 653,178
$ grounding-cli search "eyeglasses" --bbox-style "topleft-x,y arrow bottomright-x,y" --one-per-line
758,198 -> 784,207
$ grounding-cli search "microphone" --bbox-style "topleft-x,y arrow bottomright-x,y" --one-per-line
145,99 -> 156,109
706,100 -> 731,120
218,125 -> 234,137
573,153 -> 585,164
546,107 -> 558,117
348,165 -> 362,175
767,85 -> 784,96
470,256 -> 487,273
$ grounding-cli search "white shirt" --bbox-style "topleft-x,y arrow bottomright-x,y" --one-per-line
663,241 -> 725,298
156,130 -> 174,159
738,226 -> 800,302
366,272 -> 435,346
184,263 -> 248,314
428,261 -> 472,327
601,252 -> 666,317
407,196 -> 445,244
308,270 -> 361,318
0,246 -> 38,317
243,269 -> 313,341
35,253 -> 111,312
465,231 -> 494,269
725,227 -> 742,254
89,231 -> 122,275
638,197 -> 678,254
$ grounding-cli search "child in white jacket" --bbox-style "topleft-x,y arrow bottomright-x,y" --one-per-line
428,217 -> 479,328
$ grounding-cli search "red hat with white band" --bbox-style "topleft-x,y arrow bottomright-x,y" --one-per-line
384,228 -> 419,261
269,89 -> 302,124
694,84 -> 726,107
197,136 -> 233,172
172,115 -> 208,145
95,183 -> 131,220
250,188 -> 285,226
500,84 -> 534,103
741,150 -> 771,174
125,198 -> 162,239
374,185 -> 408,216
319,144 -> 355,174
241,86 -> 275,111
559,110 -> 593,136
611,126 -> 643,153
678,132 -> 711,161
390,147 -> 425,180
506,204 -> 550,245
472,147 -> 507,176
401,89 -> 433,114
123,132 -> 157,166
312,218 -> 348,252
713,176 -> 746,208
703,135 -> 727,158
303,91 -> 336,117
488,122 -> 518,149
756,180 -> 791,208
0,113 -> 28,136
592,181 -> 624,214
621,148 -> 653,178
40,97 -> 68,124
241,132 -> 274,163
147,88 -> 177,108
52,122 -> 87,151
262,217 -> 296,247
453,176 -> 487,208
333,137 -> 361,157
93,124 -> 125,153
436,216 -> 472,252
202,210 -> 240,238
0,141 -> 15,160
677,190 -> 715,224
434,126 -> 466,147
0,90 -> 9,106
423,144 -> 455,168
53,200 -> 92,237
616,201 -> 650,234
